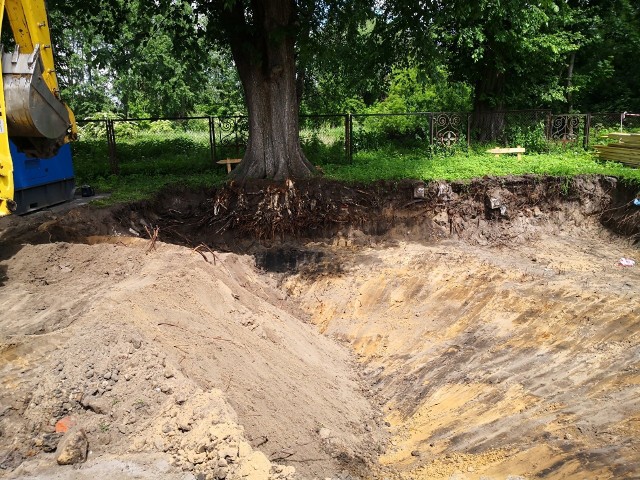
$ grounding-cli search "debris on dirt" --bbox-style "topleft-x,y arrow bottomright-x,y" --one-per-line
56,429 -> 88,465
619,257 -> 636,266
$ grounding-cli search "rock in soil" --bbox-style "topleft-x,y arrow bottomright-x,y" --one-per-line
56,428 -> 88,465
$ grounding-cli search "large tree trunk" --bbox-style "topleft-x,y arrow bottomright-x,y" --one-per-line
471,65 -> 506,143
225,0 -> 315,180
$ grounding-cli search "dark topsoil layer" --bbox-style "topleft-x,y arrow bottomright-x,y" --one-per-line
1,175 -> 639,263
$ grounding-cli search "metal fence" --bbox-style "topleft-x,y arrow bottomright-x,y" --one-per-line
73,111 -> 639,176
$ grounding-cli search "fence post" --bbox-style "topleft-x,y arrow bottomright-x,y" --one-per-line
208,117 -> 216,164
347,114 -> 353,163
344,114 -> 351,163
583,113 -> 591,149
106,119 -> 119,175
429,113 -> 434,145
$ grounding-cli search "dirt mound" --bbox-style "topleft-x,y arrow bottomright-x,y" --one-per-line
0,241 -> 383,479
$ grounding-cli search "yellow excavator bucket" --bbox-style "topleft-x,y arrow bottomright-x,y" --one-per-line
0,0 -> 77,215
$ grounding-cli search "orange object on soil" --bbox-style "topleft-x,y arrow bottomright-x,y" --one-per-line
54,416 -> 74,433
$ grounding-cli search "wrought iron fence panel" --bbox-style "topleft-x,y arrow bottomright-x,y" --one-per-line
213,116 -> 249,160
548,114 -> 588,145
431,112 -> 466,147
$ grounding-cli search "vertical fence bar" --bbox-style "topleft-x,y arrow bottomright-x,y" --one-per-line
584,113 -> 591,149
344,114 -> 350,164
429,113 -> 434,145
208,116 -> 216,164
348,114 -> 353,163
106,120 -> 119,175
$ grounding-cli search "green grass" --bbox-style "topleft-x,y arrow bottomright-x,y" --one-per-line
71,131 -> 640,207
72,133 -> 227,205
321,148 -> 640,183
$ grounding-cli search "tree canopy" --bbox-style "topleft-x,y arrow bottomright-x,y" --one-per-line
39,0 -> 640,176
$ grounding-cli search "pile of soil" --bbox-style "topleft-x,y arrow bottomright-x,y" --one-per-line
0,241 -> 382,479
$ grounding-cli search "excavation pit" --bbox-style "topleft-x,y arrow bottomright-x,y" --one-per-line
0,175 -> 638,479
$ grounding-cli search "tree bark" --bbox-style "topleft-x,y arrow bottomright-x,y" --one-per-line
471,65 -> 506,143
566,51 -> 576,112
224,0 -> 315,180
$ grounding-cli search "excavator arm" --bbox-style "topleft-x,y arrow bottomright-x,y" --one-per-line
0,0 -> 76,216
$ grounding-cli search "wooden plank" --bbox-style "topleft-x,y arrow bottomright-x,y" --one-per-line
606,133 -> 640,145
216,158 -> 242,173
486,147 -> 526,154
597,153 -> 640,165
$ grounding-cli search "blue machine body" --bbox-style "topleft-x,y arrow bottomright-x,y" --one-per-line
11,140 -> 75,214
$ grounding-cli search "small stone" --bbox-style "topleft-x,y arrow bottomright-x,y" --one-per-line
410,450 -> 421,457
124,374 -> 131,381
178,422 -> 191,432
175,394 -> 187,405
85,371 -> 94,379
220,446 -> 238,460
162,424 -> 173,434
56,429 -> 88,465
564,433 -> 573,440
217,458 -> 228,468
35,432 -> 64,452
131,338 -> 142,349
112,374 -> 119,382
533,206 -> 543,217
318,428 -> 332,439
191,452 -> 207,465
103,372 -> 111,380
160,385 -> 172,394
164,370 -> 174,379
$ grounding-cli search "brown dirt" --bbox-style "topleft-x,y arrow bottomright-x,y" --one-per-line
0,174 -> 638,480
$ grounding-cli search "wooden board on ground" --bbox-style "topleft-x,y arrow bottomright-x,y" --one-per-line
216,158 -> 242,173
606,133 -> 640,144
486,146 -> 526,161
595,141 -> 640,167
